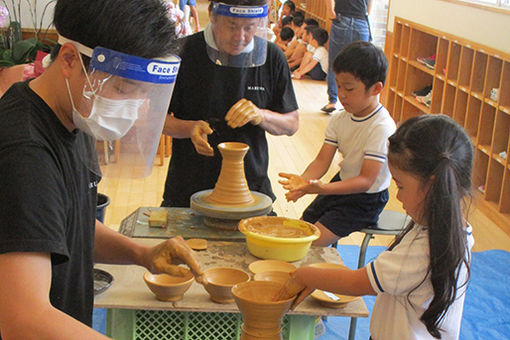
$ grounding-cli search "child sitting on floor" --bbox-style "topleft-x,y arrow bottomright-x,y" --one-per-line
276,26 -> 295,51
291,26 -> 328,80
280,114 -> 475,340
279,41 -> 396,246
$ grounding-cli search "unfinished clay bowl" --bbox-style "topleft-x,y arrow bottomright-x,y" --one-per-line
203,267 -> 251,303
248,259 -> 297,274
253,271 -> 291,285
232,281 -> 295,339
143,269 -> 194,302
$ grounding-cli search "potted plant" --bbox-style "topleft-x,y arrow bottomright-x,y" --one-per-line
0,0 -> 56,67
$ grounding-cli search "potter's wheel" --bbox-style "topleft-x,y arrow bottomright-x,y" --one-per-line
190,189 -> 272,229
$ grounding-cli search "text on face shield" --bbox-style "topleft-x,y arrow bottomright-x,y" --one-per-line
147,62 -> 179,76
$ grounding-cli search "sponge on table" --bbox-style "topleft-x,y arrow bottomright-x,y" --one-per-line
149,210 -> 168,228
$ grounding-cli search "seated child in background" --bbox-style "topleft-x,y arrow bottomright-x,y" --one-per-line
273,0 -> 295,38
280,114 -> 474,340
276,27 -> 295,51
292,26 -> 328,80
274,15 -> 294,46
287,23 -> 313,70
279,41 -> 397,246
285,18 -> 318,59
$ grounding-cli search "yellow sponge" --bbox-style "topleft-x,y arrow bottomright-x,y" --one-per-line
149,210 -> 168,228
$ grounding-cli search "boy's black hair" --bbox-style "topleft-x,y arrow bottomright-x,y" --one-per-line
309,27 -> 328,46
280,27 -> 295,42
53,0 -> 177,60
304,18 -> 319,26
283,0 -> 296,12
281,15 -> 294,27
292,14 -> 304,27
333,41 -> 388,89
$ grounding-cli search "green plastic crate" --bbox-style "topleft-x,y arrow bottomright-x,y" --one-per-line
107,310 -> 295,340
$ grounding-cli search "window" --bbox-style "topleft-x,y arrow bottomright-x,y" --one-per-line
458,0 -> 510,8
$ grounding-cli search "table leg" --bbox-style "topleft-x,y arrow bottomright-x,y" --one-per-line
287,315 -> 315,340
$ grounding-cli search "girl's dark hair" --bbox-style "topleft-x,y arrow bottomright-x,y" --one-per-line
284,0 -> 296,12
388,114 -> 473,338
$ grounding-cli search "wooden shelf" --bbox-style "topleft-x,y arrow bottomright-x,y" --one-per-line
384,17 -> 510,235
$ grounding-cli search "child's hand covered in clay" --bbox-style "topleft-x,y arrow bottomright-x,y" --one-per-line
272,272 -> 313,310
278,173 -> 322,202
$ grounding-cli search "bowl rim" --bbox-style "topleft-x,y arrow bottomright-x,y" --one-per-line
143,270 -> 194,287
203,267 -> 251,287
238,216 -> 320,243
231,280 -> 296,304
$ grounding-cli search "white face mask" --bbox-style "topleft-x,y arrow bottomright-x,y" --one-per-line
66,78 -> 143,141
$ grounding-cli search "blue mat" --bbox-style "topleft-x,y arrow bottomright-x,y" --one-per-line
321,245 -> 510,340
92,246 -> 510,339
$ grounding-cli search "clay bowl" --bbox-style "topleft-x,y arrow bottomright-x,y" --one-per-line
308,262 -> 358,308
232,281 -> 295,333
238,216 -> 321,261
248,259 -> 296,274
202,267 -> 251,303
253,271 -> 291,285
143,269 -> 194,302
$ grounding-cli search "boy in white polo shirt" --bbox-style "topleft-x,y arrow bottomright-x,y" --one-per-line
292,26 -> 328,80
280,41 -> 396,246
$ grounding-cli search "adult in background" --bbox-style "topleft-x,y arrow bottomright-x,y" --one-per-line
0,0 -> 202,338
162,0 -> 299,208
321,0 -> 373,113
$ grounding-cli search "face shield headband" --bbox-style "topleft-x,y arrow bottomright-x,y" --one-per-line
207,2 -> 268,67
59,34 -> 181,178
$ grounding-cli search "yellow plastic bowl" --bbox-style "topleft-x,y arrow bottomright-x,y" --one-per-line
238,216 -> 320,262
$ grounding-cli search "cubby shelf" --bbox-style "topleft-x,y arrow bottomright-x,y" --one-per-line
384,17 -> 510,235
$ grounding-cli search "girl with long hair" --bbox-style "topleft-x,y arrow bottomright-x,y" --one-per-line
280,114 -> 474,339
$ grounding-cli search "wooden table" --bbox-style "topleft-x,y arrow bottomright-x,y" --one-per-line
94,239 -> 369,340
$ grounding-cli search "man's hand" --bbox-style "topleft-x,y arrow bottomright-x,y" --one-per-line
225,98 -> 265,128
190,121 -> 214,156
146,236 -> 205,283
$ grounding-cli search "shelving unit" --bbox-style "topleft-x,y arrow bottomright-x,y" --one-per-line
293,0 -> 331,30
384,17 -> 510,234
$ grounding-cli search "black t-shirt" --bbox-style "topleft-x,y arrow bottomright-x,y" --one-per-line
163,33 -> 298,207
334,0 -> 369,20
0,82 -> 98,331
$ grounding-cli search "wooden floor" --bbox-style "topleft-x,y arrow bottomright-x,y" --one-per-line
99,0 -> 510,252
98,75 -> 510,252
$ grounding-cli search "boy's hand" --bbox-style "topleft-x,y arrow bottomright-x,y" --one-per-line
272,271 -> 314,310
279,173 -> 323,202
191,121 -> 214,156
225,98 -> 265,128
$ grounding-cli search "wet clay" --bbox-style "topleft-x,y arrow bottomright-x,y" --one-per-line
206,142 -> 255,205
244,224 -> 311,238
232,281 -> 295,340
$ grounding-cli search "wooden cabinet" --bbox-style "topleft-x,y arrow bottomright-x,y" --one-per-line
294,0 -> 331,30
384,17 -> 510,233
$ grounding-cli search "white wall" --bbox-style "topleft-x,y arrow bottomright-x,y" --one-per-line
3,1 -> 55,31
387,0 -> 510,54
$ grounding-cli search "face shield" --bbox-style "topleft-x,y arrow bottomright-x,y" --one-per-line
59,35 -> 180,178
205,2 -> 268,67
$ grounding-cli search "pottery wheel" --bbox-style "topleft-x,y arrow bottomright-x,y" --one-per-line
190,189 -> 272,223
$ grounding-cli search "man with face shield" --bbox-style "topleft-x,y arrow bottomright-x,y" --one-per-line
0,0 -> 203,338
162,0 -> 299,208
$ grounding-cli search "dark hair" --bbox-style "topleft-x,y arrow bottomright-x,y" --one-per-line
281,15 -> 294,27
209,0 -> 267,5
309,26 -> 328,46
283,0 -> 296,12
388,114 -> 473,338
280,27 -> 295,41
291,10 -> 304,20
304,18 -> 319,26
53,0 -> 177,60
292,13 -> 304,26
332,41 -> 388,88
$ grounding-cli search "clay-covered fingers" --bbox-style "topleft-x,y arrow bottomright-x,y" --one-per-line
225,98 -> 264,128
191,121 -> 214,156
151,237 -> 204,281
285,189 -> 305,202
272,276 -> 305,301
278,172 -> 307,191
